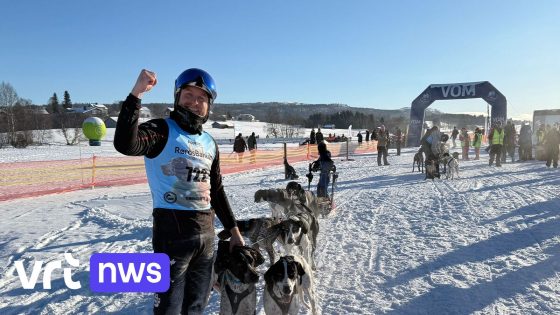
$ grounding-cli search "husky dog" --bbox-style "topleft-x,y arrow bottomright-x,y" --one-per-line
218,211 -> 318,269
443,154 -> 460,179
214,241 -> 265,315
263,255 -> 317,315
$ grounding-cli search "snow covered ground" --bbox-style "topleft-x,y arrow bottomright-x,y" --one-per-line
1,142 -> 559,314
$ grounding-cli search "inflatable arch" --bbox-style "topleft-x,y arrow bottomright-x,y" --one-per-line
406,81 -> 507,147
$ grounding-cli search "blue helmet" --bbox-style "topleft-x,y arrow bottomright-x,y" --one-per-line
174,68 -> 217,103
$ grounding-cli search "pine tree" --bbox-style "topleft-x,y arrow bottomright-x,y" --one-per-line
63,91 -> 72,110
49,93 -> 60,113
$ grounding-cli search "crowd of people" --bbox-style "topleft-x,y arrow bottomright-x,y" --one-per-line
426,121 -> 560,169
234,120 -> 559,170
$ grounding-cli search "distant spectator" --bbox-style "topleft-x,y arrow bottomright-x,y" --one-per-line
247,132 -> 257,163
488,122 -> 505,167
233,133 -> 247,162
503,120 -> 516,163
395,127 -> 402,156
473,127 -> 482,160
247,132 -> 257,150
371,128 -> 379,143
310,128 -> 316,144
375,125 -> 390,166
544,124 -> 560,168
357,131 -> 363,144
459,127 -> 470,160
315,128 -> 324,143
518,122 -> 533,161
451,126 -> 459,148
365,130 -> 370,142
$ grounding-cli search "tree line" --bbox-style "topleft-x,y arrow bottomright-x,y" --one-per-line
0,82 -> 85,147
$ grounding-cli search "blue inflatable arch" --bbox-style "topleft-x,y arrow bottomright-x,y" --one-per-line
406,81 -> 507,147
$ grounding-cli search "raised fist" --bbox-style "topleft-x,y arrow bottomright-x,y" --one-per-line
131,69 -> 157,98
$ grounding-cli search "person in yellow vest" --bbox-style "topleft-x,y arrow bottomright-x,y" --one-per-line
473,127 -> 483,160
488,122 -> 505,167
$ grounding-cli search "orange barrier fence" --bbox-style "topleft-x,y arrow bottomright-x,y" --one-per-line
0,141 -> 378,201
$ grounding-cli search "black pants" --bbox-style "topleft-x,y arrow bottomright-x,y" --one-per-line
152,209 -> 215,315
489,144 -> 503,166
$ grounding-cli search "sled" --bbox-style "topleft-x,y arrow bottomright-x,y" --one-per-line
315,172 -> 338,216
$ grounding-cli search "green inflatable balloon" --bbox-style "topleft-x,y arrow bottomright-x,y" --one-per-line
82,117 -> 107,141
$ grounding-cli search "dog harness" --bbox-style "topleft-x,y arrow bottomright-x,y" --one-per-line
225,283 -> 255,314
144,118 -> 216,211
220,270 -> 256,314
270,285 -> 297,315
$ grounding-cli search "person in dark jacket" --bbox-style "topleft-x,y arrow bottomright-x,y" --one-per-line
503,120 -> 516,163
247,132 -> 257,163
311,142 -> 336,198
357,131 -> 363,144
451,126 -> 459,148
309,128 -> 316,144
518,123 -> 533,161
395,127 -> 402,156
315,128 -> 324,143
365,129 -> 370,142
114,68 -> 244,314
233,133 -> 248,162
420,126 -> 441,177
544,124 -> 560,168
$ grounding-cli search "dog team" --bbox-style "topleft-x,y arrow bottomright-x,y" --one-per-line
415,126 -> 461,180
214,181 -> 328,314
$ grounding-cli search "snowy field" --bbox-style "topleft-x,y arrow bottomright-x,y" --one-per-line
0,137 -> 559,314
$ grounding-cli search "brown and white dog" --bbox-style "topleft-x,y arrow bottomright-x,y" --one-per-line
276,212 -> 318,270
213,241 -> 265,315
263,255 -> 317,315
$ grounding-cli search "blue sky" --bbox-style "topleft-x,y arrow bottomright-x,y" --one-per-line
1,0 -> 559,120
